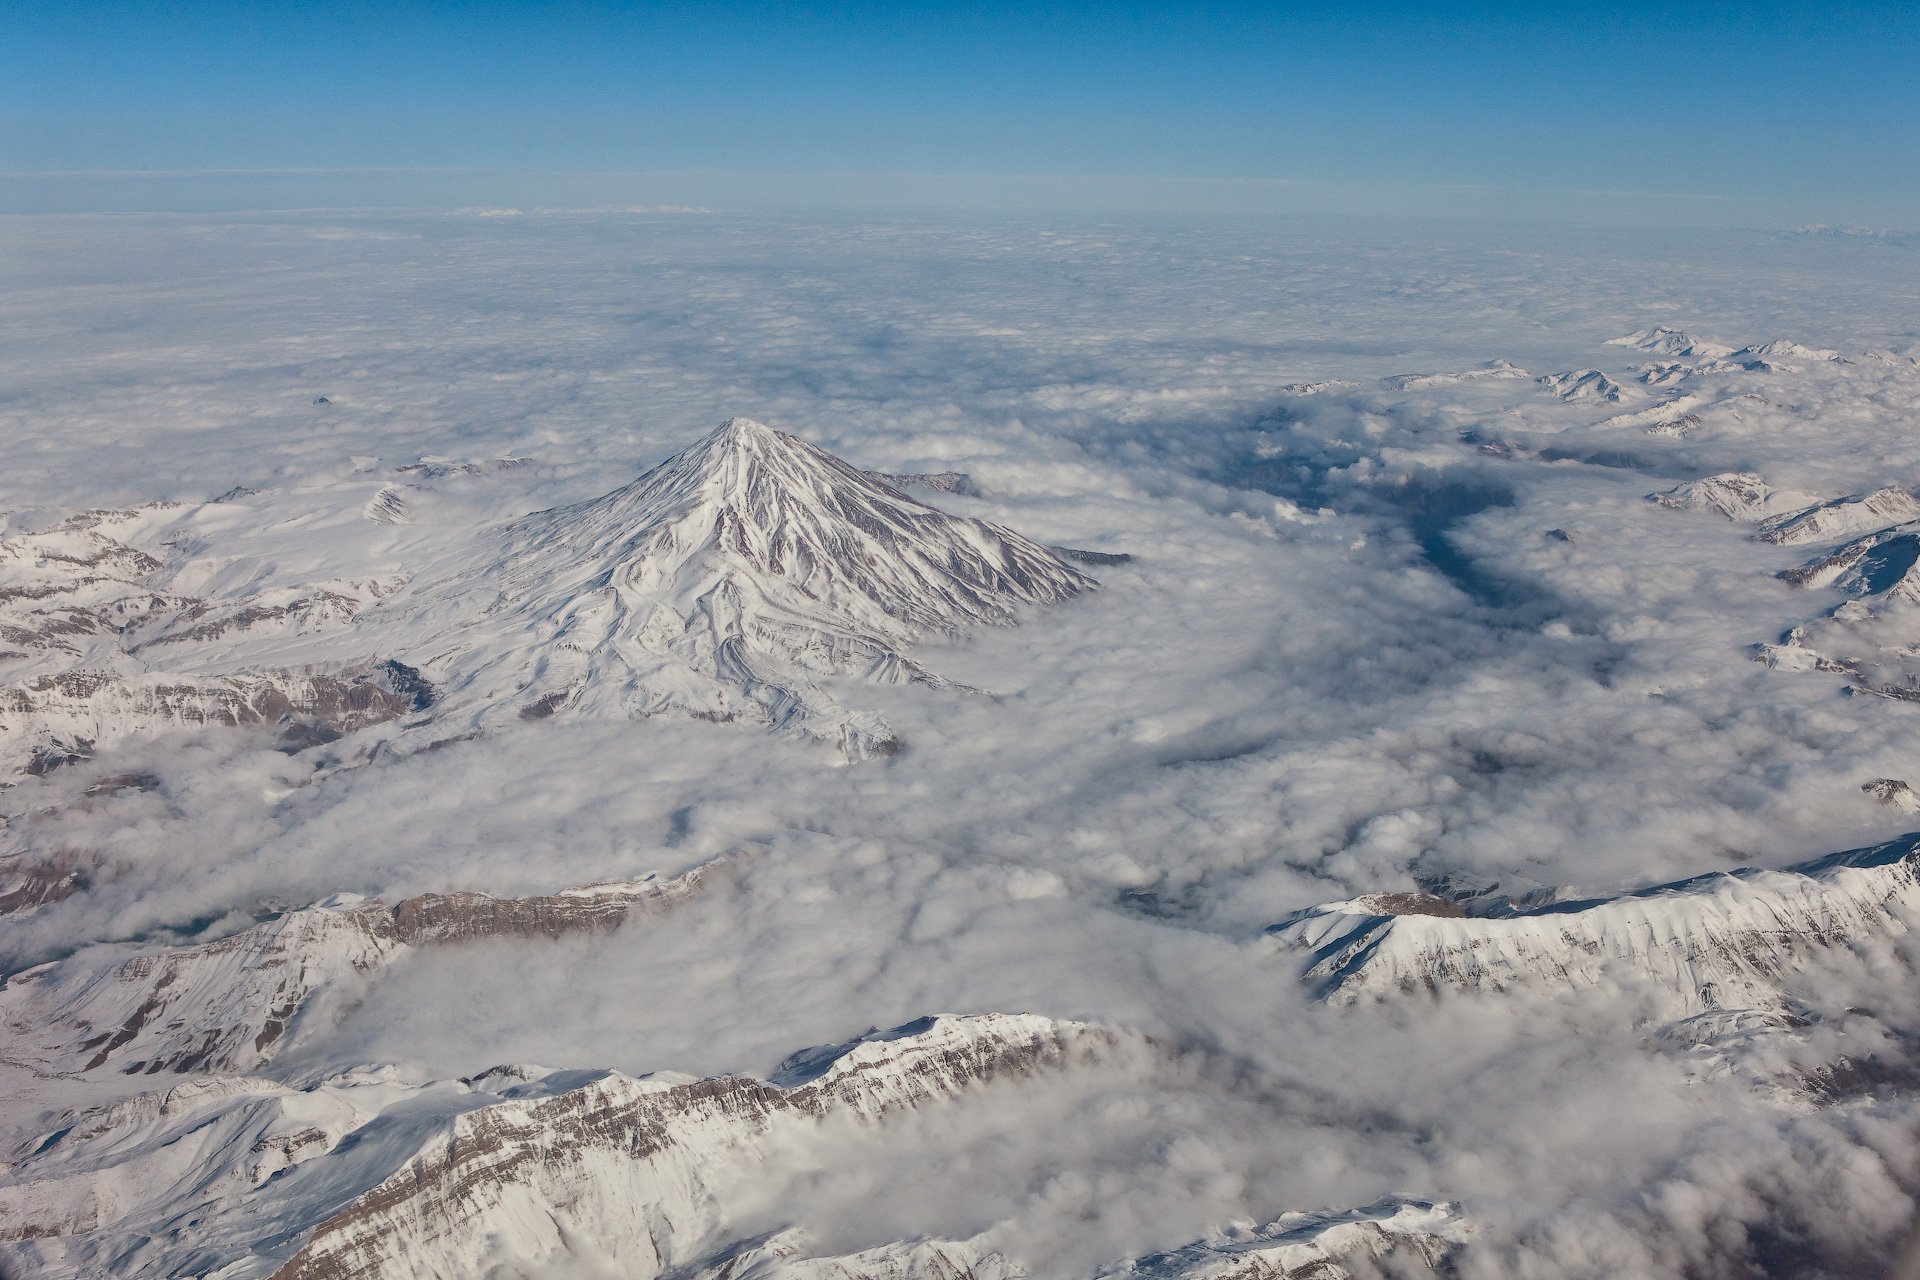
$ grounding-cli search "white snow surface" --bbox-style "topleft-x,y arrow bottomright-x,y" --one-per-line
1646,472 -> 1825,522
1751,486 -> 1920,546
1268,835 -> 1920,1016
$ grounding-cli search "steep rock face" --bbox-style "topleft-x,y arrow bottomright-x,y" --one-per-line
272,1014 -> 1115,1280
1268,835 -> 1920,1013
1098,1199 -> 1468,1280
416,419 -> 1094,758
0,860 -> 733,1077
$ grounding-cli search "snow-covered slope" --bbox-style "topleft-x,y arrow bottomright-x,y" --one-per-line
673,1199 -> 1467,1280
677,1231 -> 1023,1280
1605,327 -> 1734,360
1538,369 -> 1627,403
1382,360 -> 1529,391
0,508 -> 424,773
0,1010 -> 1454,1280
1268,834 -> 1920,1013
1645,472 -> 1824,523
0,1015 -> 1113,1278
1758,518 -> 1920,689
1098,1198 -> 1468,1279
270,1014 -> 1112,1280
1780,521 -> 1920,601
1752,486 -> 1920,546
404,418 -> 1095,758
1595,393 -> 1708,435
0,858 -> 733,1077
1718,340 -> 1842,374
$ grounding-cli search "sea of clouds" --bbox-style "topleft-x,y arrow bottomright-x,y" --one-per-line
5,208 -> 1920,1276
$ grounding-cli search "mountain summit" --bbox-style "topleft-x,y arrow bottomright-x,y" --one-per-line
423,418 -> 1097,756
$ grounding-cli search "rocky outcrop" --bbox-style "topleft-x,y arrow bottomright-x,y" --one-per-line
1864,779 -> 1920,815
0,506 -> 423,773
0,660 -> 432,771
865,470 -> 982,498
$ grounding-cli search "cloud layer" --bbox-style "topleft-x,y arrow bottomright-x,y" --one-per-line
6,209 -> 1920,1276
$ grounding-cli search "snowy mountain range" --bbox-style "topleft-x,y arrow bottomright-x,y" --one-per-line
0,1005 -> 1466,1280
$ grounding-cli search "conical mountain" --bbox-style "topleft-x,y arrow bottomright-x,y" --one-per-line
496,417 -> 1091,638
421,419 -> 1097,757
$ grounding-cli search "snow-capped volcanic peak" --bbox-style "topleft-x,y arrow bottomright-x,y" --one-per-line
427,418 -> 1096,757
500,418 -> 1091,639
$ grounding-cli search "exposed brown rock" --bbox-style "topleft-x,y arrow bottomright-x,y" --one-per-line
391,862 -> 729,945
0,858 -> 88,915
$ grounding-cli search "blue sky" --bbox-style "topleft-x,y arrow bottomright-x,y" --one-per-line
5,1 -> 1918,223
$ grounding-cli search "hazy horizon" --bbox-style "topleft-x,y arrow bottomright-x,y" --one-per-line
7,2 -> 1919,227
